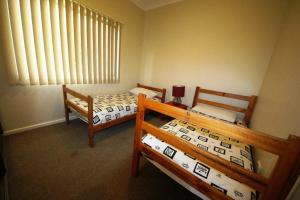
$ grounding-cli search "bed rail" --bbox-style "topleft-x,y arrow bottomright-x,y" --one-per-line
192,86 -> 257,125
132,94 -> 300,200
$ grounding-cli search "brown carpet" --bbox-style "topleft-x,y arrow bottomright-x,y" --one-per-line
4,115 -> 199,200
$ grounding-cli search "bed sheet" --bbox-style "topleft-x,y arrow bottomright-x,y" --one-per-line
70,92 -> 159,125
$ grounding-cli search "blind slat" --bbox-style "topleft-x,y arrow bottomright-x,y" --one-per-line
80,6 -> 88,84
50,0 -> 64,84
99,16 -> 104,83
113,22 -> 118,83
93,14 -> 98,83
8,0 -> 30,85
103,17 -> 107,83
66,0 -> 77,83
109,20 -> 114,83
116,23 -> 121,83
0,0 -> 19,84
41,0 -> 57,84
59,0 -> 71,84
31,0 -> 49,84
107,19 -> 112,83
74,3 -> 83,84
87,10 -> 94,84
20,0 -> 39,85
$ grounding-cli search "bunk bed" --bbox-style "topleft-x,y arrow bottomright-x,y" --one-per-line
62,83 -> 166,147
131,93 -> 300,200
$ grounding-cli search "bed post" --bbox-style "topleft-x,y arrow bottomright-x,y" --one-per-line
244,95 -> 257,125
62,85 -> 70,124
87,95 -> 94,147
192,86 -> 201,107
262,135 -> 300,200
131,94 -> 146,177
161,88 -> 166,103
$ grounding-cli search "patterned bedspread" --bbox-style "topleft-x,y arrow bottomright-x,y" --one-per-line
142,119 -> 256,200
70,92 -> 159,125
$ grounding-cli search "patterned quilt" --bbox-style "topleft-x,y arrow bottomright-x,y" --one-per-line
70,92 -> 159,125
142,119 -> 256,200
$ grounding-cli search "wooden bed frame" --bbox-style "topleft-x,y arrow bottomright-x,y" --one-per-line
62,83 -> 166,147
192,86 -> 257,125
132,94 -> 300,200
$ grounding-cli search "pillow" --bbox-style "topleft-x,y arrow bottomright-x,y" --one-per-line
129,87 -> 158,98
191,103 -> 237,123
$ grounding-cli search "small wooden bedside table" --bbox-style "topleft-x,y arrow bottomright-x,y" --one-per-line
165,101 -> 188,110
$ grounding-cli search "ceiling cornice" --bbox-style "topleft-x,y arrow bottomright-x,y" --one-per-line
131,0 -> 184,11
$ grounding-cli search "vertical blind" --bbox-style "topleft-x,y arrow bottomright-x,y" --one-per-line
0,0 -> 121,85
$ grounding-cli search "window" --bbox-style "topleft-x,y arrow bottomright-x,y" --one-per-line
0,0 -> 121,85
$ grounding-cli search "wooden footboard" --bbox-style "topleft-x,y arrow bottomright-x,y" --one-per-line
62,84 -> 166,147
132,94 -> 300,200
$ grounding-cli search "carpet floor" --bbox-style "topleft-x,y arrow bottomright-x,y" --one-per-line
4,115 -> 199,200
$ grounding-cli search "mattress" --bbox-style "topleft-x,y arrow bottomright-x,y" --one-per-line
142,119 -> 256,200
70,92 -> 159,125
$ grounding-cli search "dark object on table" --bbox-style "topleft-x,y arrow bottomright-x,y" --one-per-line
172,85 -> 185,104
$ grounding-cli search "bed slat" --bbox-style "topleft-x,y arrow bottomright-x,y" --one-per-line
63,87 -> 89,101
66,100 -> 88,117
197,99 -> 247,113
199,88 -> 251,101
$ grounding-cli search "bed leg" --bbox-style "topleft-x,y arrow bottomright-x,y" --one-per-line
87,96 -> 94,147
131,151 -> 140,177
131,94 -> 146,177
88,126 -> 94,147
62,85 -> 70,124
65,108 -> 70,124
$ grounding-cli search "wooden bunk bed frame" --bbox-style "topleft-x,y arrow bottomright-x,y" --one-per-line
132,94 -> 300,200
192,86 -> 257,125
62,83 -> 166,147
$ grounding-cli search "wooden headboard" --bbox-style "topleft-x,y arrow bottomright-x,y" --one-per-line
192,86 -> 257,125
137,83 -> 167,103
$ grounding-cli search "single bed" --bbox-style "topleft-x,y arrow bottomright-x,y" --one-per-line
62,83 -> 166,147
131,93 -> 300,199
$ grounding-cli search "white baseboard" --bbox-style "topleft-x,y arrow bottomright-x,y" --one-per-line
3,115 -> 77,136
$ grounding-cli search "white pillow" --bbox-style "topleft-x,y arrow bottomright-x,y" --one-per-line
191,103 -> 237,123
129,87 -> 158,98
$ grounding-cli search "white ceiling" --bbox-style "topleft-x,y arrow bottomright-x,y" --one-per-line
131,0 -> 184,11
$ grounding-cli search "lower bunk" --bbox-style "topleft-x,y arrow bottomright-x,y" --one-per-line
143,119 -> 255,199
131,94 -> 300,200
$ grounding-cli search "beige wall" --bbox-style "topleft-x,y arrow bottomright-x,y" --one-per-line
250,0 -> 300,139
140,0 -> 288,106
250,0 -> 300,199
0,0 -> 144,132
